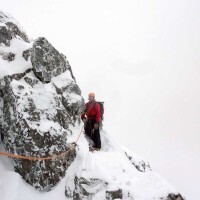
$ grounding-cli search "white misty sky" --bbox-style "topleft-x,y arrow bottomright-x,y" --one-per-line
1,0 -> 200,199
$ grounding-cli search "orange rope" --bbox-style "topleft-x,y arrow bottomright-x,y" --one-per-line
0,126 -> 84,161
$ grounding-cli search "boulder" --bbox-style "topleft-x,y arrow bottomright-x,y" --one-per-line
31,37 -> 75,83
1,69 -> 84,190
2,52 -> 15,61
66,176 -> 108,199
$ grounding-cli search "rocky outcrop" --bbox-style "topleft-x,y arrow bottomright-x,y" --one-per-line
125,151 -> 151,172
31,37 -> 75,83
5,21 -> 29,43
106,189 -> 123,200
22,48 -> 31,61
0,11 -> 85,191
65,176 -> 131,200
0,66 -> 84,191
0,11 -> 29,46
65,175 -> 135,200
66,176 -> 108,199
160,193 -> 185,200
2,52 -> 15,61
0,26 -> 12,46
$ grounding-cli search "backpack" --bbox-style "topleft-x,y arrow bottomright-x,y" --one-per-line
95,101 -> 104,129
95,101 -> 104,120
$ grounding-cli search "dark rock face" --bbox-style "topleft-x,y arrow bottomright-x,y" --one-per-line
125,151 -> 151,172
56,80 -> 83,122
5,21 -> 29,43
0,11 -> 29,46
2,52 -> 15,61
31,37 -> 75,83
160,193 -> 185,200
0,26 -> 12,46
22,48 -> 31,61
106,189 -> 123,200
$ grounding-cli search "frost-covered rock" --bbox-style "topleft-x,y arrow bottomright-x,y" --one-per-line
165,193 -> 184,200
1,51 -> 15,61
106,189 -> 123,200
0,26 -> 12,46
65,176 -> 108,199
125,151 -> 151,172
0,11 -> 29,46
1,70 -> 84,191
0,11 -> 84,191
0,11 -> 32,77
31,37 -> 75,83
22,48 -> 31,61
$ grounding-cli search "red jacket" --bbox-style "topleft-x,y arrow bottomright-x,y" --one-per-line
81,100 -> 101,123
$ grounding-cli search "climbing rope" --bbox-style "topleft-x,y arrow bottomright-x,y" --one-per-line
0,126 -> 84,161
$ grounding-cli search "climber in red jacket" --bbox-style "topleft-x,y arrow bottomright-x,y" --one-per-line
81,92 -> 101,151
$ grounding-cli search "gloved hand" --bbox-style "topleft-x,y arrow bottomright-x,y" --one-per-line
94,123 -> 99,130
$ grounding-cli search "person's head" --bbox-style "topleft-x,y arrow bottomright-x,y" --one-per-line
88,92 -> 95,101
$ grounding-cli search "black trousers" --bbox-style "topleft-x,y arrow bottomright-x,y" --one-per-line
84,119 -> 101,148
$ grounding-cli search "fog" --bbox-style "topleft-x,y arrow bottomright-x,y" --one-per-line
1,0 -> 200,199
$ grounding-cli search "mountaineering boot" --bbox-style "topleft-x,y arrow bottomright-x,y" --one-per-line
93,147 -> 100,151
89,146 -> 101,152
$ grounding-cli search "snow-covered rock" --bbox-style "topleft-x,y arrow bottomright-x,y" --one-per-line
0,11 -> 185,199
0,11 -> 84,191
31,37 -> 75,83
0,11 -> 29,47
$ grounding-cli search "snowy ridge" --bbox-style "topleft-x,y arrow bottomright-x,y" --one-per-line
65,126 -> 180,200
0,10 -> 185,200
0,125 -> 181,200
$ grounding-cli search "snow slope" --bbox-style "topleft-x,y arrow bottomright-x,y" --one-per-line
0,124 -> 181,200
